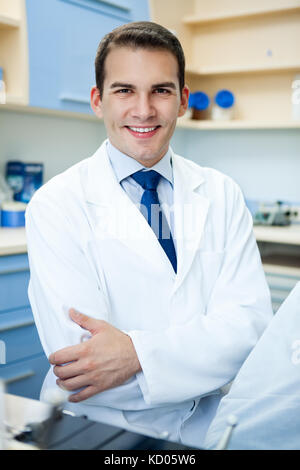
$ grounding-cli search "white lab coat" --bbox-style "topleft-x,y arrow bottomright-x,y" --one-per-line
25,140 -> 273,447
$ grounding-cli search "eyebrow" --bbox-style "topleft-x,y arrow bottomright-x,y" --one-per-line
109,81 -> 177,90
110,82 -> 134,89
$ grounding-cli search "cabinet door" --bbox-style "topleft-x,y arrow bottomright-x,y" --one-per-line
0,307 -> 44,363
0,254 -> 30,312
26,0 -> 150,114
0,355 -> 50,399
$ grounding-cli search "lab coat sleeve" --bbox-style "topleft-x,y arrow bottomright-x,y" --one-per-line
128,181 -> 273,405
25,193 -> 110,358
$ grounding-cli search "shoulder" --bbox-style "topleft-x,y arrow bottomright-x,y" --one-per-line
173,152 -> 241,195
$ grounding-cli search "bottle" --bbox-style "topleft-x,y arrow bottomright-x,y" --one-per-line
0,174 -> 13,226
192,91 -> 210,120
212,89 -> 235,121
5,161 -> 24,201
292,74 -> 300,121
20,163 -> 44,203
0,67 -> 6,105
0,174 -> 13,205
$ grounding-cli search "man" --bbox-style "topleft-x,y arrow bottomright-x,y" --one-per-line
26,21 -> 273,447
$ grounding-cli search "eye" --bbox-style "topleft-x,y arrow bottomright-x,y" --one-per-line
154,88 -> 170,94
116,88 -> 132,94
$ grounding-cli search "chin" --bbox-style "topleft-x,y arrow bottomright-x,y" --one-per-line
136,152 -> 162,166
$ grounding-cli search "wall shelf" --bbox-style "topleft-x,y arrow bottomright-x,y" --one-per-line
183,4 -> 300,26
0,14 -> 20,29
254,225 -> 300,245
5,93 -> 28,106
3,103 -> 299,129
0,0 -> 28,106
186,62 -> 300,77
176,118 -> 300,130
0,100 -> 98,121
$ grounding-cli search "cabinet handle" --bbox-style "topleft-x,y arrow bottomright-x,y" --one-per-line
0,267 -> 29,275
59,92 -> 90,104
4,370 -> 35,384
0,319 -> 34,333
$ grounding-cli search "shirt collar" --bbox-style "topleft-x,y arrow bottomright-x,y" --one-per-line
107,140 -> 173,186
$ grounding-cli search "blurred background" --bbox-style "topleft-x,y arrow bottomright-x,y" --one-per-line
0,0 -> 300,401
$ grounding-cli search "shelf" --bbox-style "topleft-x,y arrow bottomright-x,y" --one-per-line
254,225 -> 300,245
5,93 -> 28,106
186,62 -> 300,77
263,263 -> 300,277
176,118 -> 300,130
0,227 -> 27,256
183,4 -> 300,26
0,14 -> 20,29
0,101 -> 98,121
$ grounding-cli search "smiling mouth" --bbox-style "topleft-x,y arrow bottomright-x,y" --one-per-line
125,125 -> 161,138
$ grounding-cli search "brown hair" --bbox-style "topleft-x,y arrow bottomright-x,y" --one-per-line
95,21 -> 185,97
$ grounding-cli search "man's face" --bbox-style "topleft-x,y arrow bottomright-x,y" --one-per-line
91,46 -> 189,167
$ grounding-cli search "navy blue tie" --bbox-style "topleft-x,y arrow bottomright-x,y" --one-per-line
131,170 -> 177,273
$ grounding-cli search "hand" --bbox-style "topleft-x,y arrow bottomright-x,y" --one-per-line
48,309 -> 141,403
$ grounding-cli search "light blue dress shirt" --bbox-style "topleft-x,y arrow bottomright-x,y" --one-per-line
106,140 -> 176,243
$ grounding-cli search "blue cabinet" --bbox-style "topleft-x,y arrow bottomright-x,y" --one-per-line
26,0 -> 150,114
0,254 -> 49,400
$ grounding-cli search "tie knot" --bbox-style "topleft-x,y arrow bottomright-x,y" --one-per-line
131,170 -> 161,191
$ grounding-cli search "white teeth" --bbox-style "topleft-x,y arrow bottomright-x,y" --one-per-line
128,127 -> 157,133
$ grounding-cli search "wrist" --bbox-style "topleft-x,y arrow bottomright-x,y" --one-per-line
126,334 -> 142,375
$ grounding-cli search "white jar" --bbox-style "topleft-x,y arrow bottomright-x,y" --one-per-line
0,67 -> 6,105
212,89 -> 235,121
292,74 -> 300,120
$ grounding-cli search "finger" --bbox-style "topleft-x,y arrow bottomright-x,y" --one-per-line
69,308 -> 105,335
56,375 -> 91,392
68,385 -> 99,403
49,343 -> 83,365
53,361 -> 83,380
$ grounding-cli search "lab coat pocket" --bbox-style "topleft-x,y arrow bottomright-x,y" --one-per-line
194,250 -> 225,309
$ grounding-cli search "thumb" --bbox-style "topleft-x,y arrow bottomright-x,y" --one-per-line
69,308 -> 103,335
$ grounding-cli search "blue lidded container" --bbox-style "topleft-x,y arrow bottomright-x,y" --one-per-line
1,201 -> 27,227
212,89 -> 235,121
214,89 -> 235,109
188,93 -> 195,109
192,91 -> 210,119
5,161 -> 24,201
193,91 -> 210,111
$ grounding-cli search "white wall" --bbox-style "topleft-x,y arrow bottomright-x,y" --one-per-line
171,127 -> 300,203
0,109 -> 106,182
1,109 -> 300,204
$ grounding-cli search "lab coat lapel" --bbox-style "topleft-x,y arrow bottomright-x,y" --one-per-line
171,152 -> 210,292
85,141 -> 175,277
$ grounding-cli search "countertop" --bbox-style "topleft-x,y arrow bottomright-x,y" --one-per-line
0,225 -> 300,256
0,227 -> 27,256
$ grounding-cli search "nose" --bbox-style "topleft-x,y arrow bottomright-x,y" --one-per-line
131,93 -> 156,121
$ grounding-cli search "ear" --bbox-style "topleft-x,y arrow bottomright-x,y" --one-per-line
178,85 -> 190,118
90,86 -> 103,118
